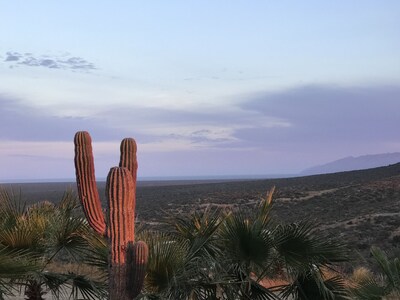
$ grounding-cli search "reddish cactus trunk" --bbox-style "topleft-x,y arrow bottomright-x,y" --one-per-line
107,167 -> 135,264
74,131 -> 148,300
107,167 -> 135,300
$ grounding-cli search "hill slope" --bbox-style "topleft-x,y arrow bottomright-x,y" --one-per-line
302,152 -> 400,175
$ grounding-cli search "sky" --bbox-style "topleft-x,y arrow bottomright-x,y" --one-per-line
1,1 -> 400,181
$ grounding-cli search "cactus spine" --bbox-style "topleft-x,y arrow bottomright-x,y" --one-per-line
74,131 -> 148,300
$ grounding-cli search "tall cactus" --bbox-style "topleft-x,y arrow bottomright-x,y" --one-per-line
74,131 -> 148,300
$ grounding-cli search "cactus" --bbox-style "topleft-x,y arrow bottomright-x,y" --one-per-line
74,131 -> 148,300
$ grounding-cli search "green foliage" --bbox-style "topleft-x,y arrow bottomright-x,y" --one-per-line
138,188 -> 350,300
350,247 -> 400,299
5,185 -> 393,300
0,188 -> 107,300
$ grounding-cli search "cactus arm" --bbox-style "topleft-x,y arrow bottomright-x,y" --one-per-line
119,138 -> 138,191
74,131 -> 106,235
127,241 -> 149,299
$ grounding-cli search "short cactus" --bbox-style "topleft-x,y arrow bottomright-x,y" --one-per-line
74,131 -> 148,300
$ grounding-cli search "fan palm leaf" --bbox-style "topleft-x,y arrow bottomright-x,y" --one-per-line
0,246 -> 39,298
370,246 -> 400,293
143,231 -> 188,295
214,188 -> 278,299
273,221 -> 348,270
172,207 -> 223,260
220,211 -> 274,272
350,247 -> 400,299
279,268 -> 349,300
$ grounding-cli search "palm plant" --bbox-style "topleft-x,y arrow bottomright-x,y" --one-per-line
0,246 -> 39,299
0,188 -> 107,300
215,188 -> 349,299
140,208 -> 223,299
216,188 -> 281,299
140,187 -> 350,300
274,222 -> 349,299
350,246 -> 400,299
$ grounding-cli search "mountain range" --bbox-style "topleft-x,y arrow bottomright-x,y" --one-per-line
301,152 -> 400,175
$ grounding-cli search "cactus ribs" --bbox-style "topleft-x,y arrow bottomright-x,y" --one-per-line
74,131 -> 148,300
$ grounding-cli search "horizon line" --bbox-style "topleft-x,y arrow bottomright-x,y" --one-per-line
0,173 -> 298,184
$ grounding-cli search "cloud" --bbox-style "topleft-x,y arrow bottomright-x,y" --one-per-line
0,92 -> 288,153
5,52 -> 22,62
0,95 -> 126,142
3,51 -> 96,71
94,103 -> 289,149
2,84 -> 400,169
237,84 -> 400,148
3,84 -> 400,150
5,83 -> 399,154
2,84 -> 400,179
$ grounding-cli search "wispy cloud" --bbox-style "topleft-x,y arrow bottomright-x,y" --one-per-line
3,51 -> 96,72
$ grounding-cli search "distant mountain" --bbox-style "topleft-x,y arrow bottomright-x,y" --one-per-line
301,152 -> 400,175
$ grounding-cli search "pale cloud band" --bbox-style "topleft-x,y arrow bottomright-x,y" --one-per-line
1,83 -> 400,180
1,84 -> 400,149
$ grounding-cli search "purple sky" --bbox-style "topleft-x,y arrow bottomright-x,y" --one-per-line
1,1 -> 400,181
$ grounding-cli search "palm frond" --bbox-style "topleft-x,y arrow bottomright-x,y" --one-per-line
68,273 -> 107,300
370,246 -> 400,292
216,264 -> 279,300
349,276 -> 385,300
351,247 -> 400,299
248,280 -> 280,300
82,234 -> 108,270
0,225 -> 39,251
280,268 -> 349,300
0,246 -> 39,275
0,246 -> 39,297
220,210 -> 274,270
50,215 -> 93,261
0,188 -> 26,230
57,190 -> 80,213
273,221 -> 348,271
143,231 -> 188,294
0,188 -> 108,300
172,207 -> 223,260
256,186 -> 275,226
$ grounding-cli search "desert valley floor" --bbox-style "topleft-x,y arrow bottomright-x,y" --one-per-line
2,163 -> 400,269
